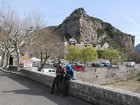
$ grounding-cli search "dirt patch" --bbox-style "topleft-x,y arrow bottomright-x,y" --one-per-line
74,70 -> 140,93
105,77 -> 140,93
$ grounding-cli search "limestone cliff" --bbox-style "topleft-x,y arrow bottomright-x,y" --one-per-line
54,8 -> 135,51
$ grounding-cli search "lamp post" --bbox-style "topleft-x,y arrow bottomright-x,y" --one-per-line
56,42 -> 59,61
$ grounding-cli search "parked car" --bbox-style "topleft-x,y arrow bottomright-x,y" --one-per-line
126,62 -> 135,67
71,62 -> 84,66
101,63 -> 112,67
53,61 -> 58,67
91,63 -> 100,67
73,65 -> 85,71
41,68 -> 56,75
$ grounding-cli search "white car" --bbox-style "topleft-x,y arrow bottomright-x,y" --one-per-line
126,62 -> 135,67
41,68 -> 56,75
73,62 -> 84,66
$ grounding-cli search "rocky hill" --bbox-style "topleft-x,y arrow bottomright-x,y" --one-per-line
51,8 -> 135,51
135,44 -> 140,53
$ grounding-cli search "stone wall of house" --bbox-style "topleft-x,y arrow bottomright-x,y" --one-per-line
19,69 -> 140,105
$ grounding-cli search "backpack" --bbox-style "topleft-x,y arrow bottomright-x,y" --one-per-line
65,64 -> 74,80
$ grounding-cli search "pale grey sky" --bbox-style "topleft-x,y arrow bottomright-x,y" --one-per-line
5,0 -> 140,46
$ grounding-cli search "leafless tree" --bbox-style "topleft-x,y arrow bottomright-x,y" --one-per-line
0,1 -> 44,70
32,27 -> 63,71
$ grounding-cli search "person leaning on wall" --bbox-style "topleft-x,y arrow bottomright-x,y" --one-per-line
50,61 -> 65,94
61,63 -> 75,97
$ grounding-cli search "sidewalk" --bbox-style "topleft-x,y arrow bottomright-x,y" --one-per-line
0,67 -> 20,75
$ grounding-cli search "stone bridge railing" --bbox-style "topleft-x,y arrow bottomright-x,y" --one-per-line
19,69 -> 140,105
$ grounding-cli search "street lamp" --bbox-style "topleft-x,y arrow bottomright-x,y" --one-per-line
56,42 -> 60,61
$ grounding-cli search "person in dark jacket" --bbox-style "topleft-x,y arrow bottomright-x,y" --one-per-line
61,63 -> 75,96
50,61 -> 65,94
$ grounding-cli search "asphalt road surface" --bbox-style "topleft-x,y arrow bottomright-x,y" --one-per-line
0,70 -> 91,105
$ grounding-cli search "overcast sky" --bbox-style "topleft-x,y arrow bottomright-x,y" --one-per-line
5,0 -> 140,46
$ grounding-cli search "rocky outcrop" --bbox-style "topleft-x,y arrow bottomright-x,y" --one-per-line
54,8 -> 135,51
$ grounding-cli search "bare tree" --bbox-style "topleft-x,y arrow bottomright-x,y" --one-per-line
0,1 -> 44,70
32,27 -> 62,71
0,25 -> 14,68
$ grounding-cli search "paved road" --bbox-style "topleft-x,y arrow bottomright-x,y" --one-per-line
0,70 -> 91,105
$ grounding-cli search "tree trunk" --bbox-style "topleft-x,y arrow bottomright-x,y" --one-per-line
38,54 -> 50,71
84,61 -> 86,68
40,50 -> 43,65
1,52 -> 5,67
3,50 -> 10,69
16,48 -> 20,71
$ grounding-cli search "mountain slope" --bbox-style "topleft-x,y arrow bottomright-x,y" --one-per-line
54,8 -> 135,51
135,44 -> 140,53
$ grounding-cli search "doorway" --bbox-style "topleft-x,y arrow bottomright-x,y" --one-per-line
9,55 -> 13,65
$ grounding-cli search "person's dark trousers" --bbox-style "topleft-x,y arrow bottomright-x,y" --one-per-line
50,75 -> 63,94
62,79 -> 70,96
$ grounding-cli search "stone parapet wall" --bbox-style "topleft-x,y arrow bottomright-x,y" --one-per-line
19,69 -> 140,105
7,65 -> 18,71
19,70 -> 54,87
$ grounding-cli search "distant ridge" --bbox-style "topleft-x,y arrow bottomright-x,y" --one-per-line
135,44 -> 140,53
